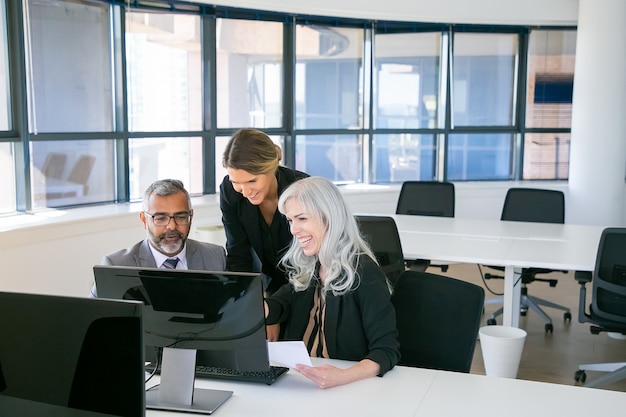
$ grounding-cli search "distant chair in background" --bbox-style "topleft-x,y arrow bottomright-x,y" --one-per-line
41,152 -> 67,180
395,181 -> 455,272
484,187 -> 570,333
67,155 -> 96,195
574,227 -> 626,388
355,215 -> 406,286
392,270 -> 485,373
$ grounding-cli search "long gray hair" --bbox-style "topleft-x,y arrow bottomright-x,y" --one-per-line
278,176 -> 378,295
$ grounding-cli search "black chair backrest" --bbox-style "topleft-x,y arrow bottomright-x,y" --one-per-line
355,215 -> 405,286
592,228 -> 626,323
396,181 -> 455,217
391,270 -> 485,373
501,188 -> 565,224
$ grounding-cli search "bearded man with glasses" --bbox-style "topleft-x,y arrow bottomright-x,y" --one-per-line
89,179 -> 226,297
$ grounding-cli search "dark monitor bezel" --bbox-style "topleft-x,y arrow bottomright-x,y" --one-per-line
93,265 -> 270,373
0,291 -> 145,417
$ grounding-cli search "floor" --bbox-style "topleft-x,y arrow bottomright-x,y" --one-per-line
431,262 -> 626,392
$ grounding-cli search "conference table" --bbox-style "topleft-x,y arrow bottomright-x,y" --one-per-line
145,358 -> 626,416
385,214 -> 605,327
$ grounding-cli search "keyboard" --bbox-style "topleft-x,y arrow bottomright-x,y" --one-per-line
145,363 -> 289,385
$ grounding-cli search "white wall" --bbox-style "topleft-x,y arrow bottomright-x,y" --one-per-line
196,0 -> 578,25
0,182 -> 578,298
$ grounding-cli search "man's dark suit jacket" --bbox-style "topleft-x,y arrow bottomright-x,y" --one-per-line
220,166 -> 308,294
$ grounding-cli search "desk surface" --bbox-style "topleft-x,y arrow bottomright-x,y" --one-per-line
367,214 -> 606,327
392,214 -> 604,271
146,358 -> 626,417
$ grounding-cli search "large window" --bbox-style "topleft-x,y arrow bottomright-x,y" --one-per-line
126,12 -> 202,132
447,133 -> 513,181
25,0 -> 113,133
30,140 -> 114,208
373,30 -> 442,182
129,137 -> 203,199
0,0 -> 13,215
452,33 -> 518,127
216,18 -> 283,129
295,25 -> 364,129
295,134 -> 363,182
523,29 -> 576,179
0,0 -> 9,131
0,142 -> 15,213
24,0 -> 116,209
2,0 -> 577,214
125,11 -> 203,198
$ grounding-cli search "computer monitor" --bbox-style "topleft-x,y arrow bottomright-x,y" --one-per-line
93,265 -> 267,415
0,291 -> 144,417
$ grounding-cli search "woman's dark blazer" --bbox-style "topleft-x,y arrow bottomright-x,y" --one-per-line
266,256 -> 400,376
219,166 -> 308,293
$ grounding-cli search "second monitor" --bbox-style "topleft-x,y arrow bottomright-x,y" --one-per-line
94,266 -> 270,415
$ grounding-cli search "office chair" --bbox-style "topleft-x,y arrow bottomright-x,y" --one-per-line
484,188 -> 571,333
355,215 -> 406,286
574,227 -> 626,388
391,270 -> 485,372
395,181 -> 455,272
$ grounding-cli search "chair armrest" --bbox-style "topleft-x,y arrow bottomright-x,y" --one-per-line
574,270 -> 592,284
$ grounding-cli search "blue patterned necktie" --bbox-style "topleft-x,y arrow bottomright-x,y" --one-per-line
162,257 -> 179,269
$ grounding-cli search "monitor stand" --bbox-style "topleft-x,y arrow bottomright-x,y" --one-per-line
146,347 -> 233,415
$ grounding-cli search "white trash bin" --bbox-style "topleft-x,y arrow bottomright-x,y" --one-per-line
479,325 -> 527,378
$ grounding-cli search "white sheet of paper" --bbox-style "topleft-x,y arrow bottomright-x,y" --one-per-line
267,341 -> 313,368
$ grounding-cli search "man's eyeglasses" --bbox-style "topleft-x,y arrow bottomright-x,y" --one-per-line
144,212 -> 192,226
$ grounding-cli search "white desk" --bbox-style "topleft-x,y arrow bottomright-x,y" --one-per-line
388,215 -> 605,327
146,358 -> 626,417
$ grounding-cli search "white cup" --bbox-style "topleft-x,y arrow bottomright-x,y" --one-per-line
479,325 -> 527,378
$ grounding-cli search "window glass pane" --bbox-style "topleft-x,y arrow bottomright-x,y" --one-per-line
452,33 -> 517,126
0,0 -> 10,130
526,30 -> 576,129
373,133 -> 436,182
447,133 -> 512,180
25,0 -> 113,132
296,26 -> 364,129
126,12 -> 201,132
214,134 -> 284,193
523,133 -> 570,180
0,142 -> 15,213
129,137 -> 203,199
373,32 -> 441,129
295,134 -> 362,182
216,19 -> 283,129
30,140 -> 114,208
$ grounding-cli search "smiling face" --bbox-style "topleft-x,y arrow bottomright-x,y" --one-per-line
139,191 -> 192,256
283,198 -> 327,257
227,168 -> 276,205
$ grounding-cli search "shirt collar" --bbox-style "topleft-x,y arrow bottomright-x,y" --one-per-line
148,242 -> 188,270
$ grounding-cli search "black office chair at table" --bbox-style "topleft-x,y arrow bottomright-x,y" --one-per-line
395,181 -> 455,272
355,215 -> 406,286
391,270 -> 485,372
483,187 -> 571,333
574,227 -> 626,388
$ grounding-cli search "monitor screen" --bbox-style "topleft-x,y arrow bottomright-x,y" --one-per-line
93,266 -> 268,372
94,266 -> 267,414
0,292 -> 144,417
